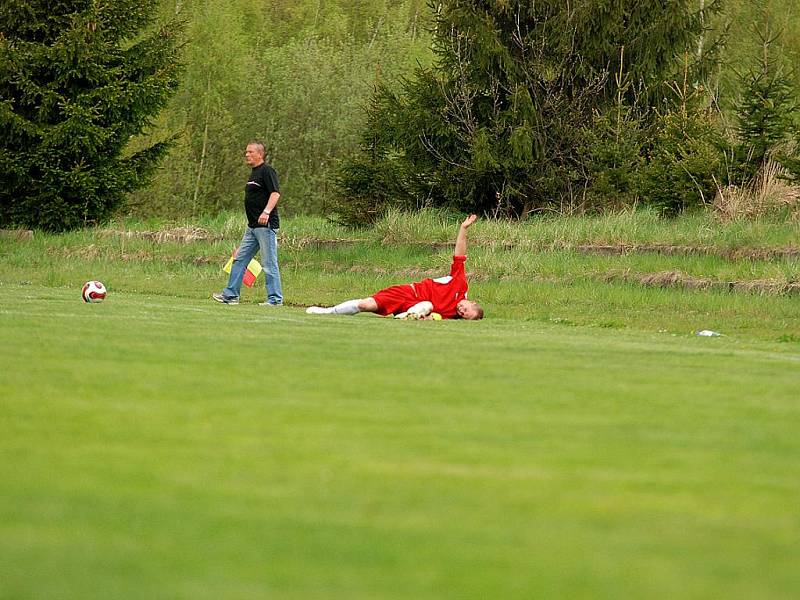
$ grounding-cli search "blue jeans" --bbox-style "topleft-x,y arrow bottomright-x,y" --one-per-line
223,226 -> 283,304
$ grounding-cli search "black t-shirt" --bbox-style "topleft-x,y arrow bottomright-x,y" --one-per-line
244,163 -> 280,229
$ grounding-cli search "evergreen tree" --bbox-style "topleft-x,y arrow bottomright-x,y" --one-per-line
0,0 -> 183,231
732,6 -> 799,185
338,0 -> 716,222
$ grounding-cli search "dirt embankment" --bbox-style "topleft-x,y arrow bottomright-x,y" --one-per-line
90,229 -> 800,262
569,243 -> 800,261
605,269 -> 800,296
294,237 -> 800,261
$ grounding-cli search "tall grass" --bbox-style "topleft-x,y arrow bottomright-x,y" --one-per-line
83,208 -> 800,250
714,161 -> 800,222
366,208 -> 800,250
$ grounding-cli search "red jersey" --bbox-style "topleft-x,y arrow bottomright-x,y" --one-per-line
372,255 -> 469,319
413,255 -> 469,319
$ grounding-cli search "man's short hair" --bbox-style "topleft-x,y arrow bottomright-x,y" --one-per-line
247,140 -> 266,157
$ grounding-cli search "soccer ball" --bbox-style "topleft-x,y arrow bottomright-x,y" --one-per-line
82,281 -> 107,303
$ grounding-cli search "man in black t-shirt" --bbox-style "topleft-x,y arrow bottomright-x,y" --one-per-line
212,140 -> 283,305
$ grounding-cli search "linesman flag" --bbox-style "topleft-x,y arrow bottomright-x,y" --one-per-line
222,249 -> 262,287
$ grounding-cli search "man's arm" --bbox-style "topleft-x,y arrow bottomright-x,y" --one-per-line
454,214 -> 478,256
257,192 -> 280,225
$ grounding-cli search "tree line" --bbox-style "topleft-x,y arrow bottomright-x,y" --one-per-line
2,0 -> 799,231
337,0 -> 800,223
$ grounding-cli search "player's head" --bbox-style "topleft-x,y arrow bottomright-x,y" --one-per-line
457,299 -> 484,320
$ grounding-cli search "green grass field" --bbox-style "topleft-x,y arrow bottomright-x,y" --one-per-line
1,282 -> 799,599
2,212 -> 800,597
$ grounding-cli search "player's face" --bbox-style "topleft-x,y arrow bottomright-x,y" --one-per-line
457,300 -> 481,320
244,144 -> 264,167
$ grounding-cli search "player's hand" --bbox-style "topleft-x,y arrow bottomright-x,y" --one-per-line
461,214 -> 478,229
257,213 -> 269,225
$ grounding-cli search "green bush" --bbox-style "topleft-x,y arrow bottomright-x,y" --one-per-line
639,109 -> 725,214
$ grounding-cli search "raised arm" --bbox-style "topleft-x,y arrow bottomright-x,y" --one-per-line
454,214 -> 478,256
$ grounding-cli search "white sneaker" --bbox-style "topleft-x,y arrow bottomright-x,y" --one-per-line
259,302 -> 283,306
306,306 -> 332,315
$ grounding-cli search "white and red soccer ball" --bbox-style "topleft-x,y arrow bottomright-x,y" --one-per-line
82,280 -> 107,303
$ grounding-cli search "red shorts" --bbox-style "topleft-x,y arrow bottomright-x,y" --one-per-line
371,284 -> 418,316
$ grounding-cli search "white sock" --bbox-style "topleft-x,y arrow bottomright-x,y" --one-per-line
333,299 -> 361,315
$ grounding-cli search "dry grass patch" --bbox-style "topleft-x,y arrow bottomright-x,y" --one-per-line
104,226 -> 218,244
714,161 -> 800,221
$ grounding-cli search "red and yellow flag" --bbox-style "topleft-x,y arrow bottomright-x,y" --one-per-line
222,249 -> 263,288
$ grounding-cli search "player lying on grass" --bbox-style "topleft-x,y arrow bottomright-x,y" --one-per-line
306,215 -> 484,320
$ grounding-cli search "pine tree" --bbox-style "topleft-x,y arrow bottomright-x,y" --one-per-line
338,0 -> 716,221
732,6 -> 799,185
0,0 -> 183,231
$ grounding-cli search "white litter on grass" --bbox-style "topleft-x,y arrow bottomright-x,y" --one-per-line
695,330 -> 723,337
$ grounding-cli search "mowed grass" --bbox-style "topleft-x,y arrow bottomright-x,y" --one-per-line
1,284 -> 799,599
